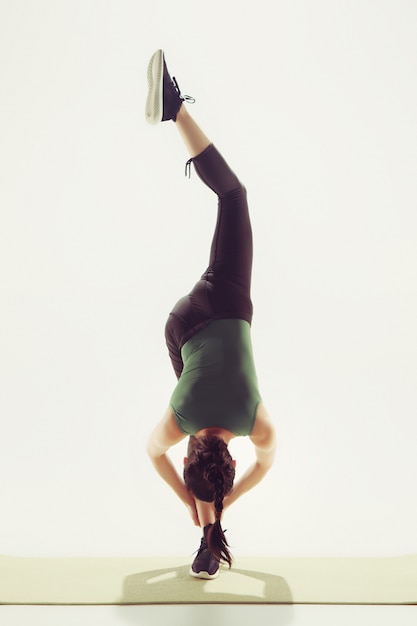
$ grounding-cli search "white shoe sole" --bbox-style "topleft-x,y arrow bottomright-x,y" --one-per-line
145,49 -> 164,125
189,567 -> 220,580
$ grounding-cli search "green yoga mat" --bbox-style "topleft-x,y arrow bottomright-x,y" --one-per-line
1,554 -> 416,605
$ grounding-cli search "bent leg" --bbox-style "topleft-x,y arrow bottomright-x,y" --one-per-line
165,106 -> 254,378
191,145 -> 253,323
174,105 -> 253,296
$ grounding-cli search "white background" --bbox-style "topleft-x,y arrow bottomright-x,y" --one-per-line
1,0 -> 416,562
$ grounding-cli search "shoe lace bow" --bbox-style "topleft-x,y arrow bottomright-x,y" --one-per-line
172,76 -> 195,104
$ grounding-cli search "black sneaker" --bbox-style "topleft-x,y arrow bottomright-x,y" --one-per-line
189,524 -> 220,580
145,49 -> 195,125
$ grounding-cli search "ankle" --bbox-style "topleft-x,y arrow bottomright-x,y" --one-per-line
174,102 -> 187,122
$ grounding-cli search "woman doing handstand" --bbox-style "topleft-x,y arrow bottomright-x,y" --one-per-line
145,50 -> 277,580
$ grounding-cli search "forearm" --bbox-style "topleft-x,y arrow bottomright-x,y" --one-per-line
148,452 -> 189,504
225,461 -> 272,507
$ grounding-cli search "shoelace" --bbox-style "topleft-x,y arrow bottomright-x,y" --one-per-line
192,537 -> 208,557
185,158 -> 193,178
172,76 -> 195,105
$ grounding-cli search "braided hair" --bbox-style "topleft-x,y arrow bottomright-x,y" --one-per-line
183,435 -> 235,567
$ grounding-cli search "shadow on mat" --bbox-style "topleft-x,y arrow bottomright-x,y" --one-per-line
121,563 -> 293,604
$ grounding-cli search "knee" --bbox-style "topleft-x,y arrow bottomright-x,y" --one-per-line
220,182 -> 248,206
227,179 -> 246,194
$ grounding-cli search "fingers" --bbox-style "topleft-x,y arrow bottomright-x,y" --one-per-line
193,503 -> 200,526
186,502 -> 200,526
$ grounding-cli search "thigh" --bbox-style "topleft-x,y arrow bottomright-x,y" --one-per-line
206,185 -> 253,299
205,276 -> 253,325
165,279 -> 214,373
165,203 -> 254,377
202,185 -> 253,324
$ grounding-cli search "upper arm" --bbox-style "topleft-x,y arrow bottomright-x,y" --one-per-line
249,404 -> 277,468
146,406 -> 187,459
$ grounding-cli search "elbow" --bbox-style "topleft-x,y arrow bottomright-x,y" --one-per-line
146,438 -> 157,461
258,457 -> 275,474
146,436 -> 167,462
258,442 -> 277,472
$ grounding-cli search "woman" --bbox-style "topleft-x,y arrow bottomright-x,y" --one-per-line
145,50 -> 276,580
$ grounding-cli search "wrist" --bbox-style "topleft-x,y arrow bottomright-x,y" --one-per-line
224,491 -> 236,508
181,486 -> 193,505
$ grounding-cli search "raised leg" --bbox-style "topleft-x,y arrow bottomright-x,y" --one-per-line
149,51 -> 253,377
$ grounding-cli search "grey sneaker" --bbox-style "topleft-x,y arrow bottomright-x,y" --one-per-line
145,49 -> 194,125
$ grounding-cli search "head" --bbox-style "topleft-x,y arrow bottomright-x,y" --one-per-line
183,435 -> 236,567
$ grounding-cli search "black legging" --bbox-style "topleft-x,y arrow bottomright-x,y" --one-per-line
165,144 -> 254,379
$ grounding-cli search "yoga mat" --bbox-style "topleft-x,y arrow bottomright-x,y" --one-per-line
1,554 -> 416,605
